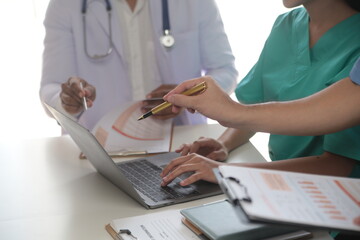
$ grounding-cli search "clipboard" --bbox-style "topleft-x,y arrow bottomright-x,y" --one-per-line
105,209 -> 201,240
79,150 -> 158,159
215,166 -> 360,235
105,224 -> 122,240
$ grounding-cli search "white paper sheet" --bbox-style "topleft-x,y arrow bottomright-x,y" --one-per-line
110,210 -> 199,240
92,101 -> 172,155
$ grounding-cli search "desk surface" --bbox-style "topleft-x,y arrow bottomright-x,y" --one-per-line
0,124 -> 332,240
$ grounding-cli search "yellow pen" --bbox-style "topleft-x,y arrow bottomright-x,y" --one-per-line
138,81 -> 207,121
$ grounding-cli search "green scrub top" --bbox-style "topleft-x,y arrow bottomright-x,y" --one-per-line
235,8 -> 360,177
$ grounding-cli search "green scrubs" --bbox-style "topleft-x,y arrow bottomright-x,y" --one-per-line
235,8 -> 360,177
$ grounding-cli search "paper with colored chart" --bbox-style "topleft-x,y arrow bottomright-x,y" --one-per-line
92,101 -> 173,156
218,166 -> 360,233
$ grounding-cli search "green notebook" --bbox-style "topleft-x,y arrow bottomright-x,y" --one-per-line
180,200 -> 307,240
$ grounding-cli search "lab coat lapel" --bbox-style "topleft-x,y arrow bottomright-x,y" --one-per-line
149,0 -> 174,84
88,0 -> 124,58
148,0 -> 162,34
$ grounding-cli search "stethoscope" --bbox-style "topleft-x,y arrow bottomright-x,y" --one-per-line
81,0 -> 174,60
159,0 -> 175,48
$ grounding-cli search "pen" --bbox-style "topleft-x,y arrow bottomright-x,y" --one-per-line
138,81 -> 207,121
80,82 -> 88,111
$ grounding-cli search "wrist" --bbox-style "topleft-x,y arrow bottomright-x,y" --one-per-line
218,101 -> 249,129
218,131 -> 234,153
56,97 -> 83,120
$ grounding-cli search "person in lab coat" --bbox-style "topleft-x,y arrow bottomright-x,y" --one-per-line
39,0 -> 237,130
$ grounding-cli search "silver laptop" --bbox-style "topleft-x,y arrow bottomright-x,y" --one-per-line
45,103 -> 222,209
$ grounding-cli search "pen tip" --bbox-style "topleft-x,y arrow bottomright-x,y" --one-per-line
137,111 -> 152,121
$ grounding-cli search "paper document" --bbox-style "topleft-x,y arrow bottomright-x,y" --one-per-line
92,101 -> 173,156
107,209 -> 199,240
218,166 -> 360,233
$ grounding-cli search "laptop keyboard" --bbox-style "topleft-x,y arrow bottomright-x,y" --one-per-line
117,159 -> 199,202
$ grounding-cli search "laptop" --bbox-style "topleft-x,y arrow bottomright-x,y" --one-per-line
44,103 -> 222,209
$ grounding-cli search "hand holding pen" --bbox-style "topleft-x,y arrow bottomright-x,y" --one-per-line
141,84 -> 180,120
138,81 -> 208,120
161,76 -> 238,124
60,77 -> 96,114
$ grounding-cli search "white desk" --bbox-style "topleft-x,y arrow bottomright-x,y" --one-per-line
0,124 -> 332,240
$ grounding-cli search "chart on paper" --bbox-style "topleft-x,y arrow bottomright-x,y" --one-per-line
259,172 -> 359,224
112,101 -> 168,140
218,166 -> 360,232
92,101 -> 173,155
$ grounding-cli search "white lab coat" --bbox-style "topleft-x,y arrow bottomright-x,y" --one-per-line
40,0 -> 237,130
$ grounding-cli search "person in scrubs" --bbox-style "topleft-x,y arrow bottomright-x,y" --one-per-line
159,0 -> 360,186
39,0 -> 237,130
162,57 -> 360,240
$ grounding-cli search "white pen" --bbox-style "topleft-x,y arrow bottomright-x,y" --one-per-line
79,82 -> 88,111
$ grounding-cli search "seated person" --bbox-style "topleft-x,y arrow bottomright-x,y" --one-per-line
160,0 -> 360,187
161,58 -> 360,240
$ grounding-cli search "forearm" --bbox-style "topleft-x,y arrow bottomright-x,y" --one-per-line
230,77 -> 360,136
218,128 -> 255,153
229,151 -> 357,177
41,0 -> 79,118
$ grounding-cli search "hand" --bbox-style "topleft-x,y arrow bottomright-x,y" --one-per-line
142,84 -> 180,120
60,77 -> 96,114
160,153 -> 224,186
163,76 -> 238,126
176,137 -> 228,162
354,217 -> 360,226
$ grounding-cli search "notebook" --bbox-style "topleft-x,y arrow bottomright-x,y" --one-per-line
181,200 -> 310,240
44,103 -> 222,209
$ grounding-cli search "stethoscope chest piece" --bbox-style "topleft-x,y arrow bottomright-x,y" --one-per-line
160,29 -> 175,48
160,0 -> 174,48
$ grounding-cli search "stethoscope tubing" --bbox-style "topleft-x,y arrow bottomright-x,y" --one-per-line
82,0 -> 172,59
82,0 -> 112,14
161,0 -> 170,33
